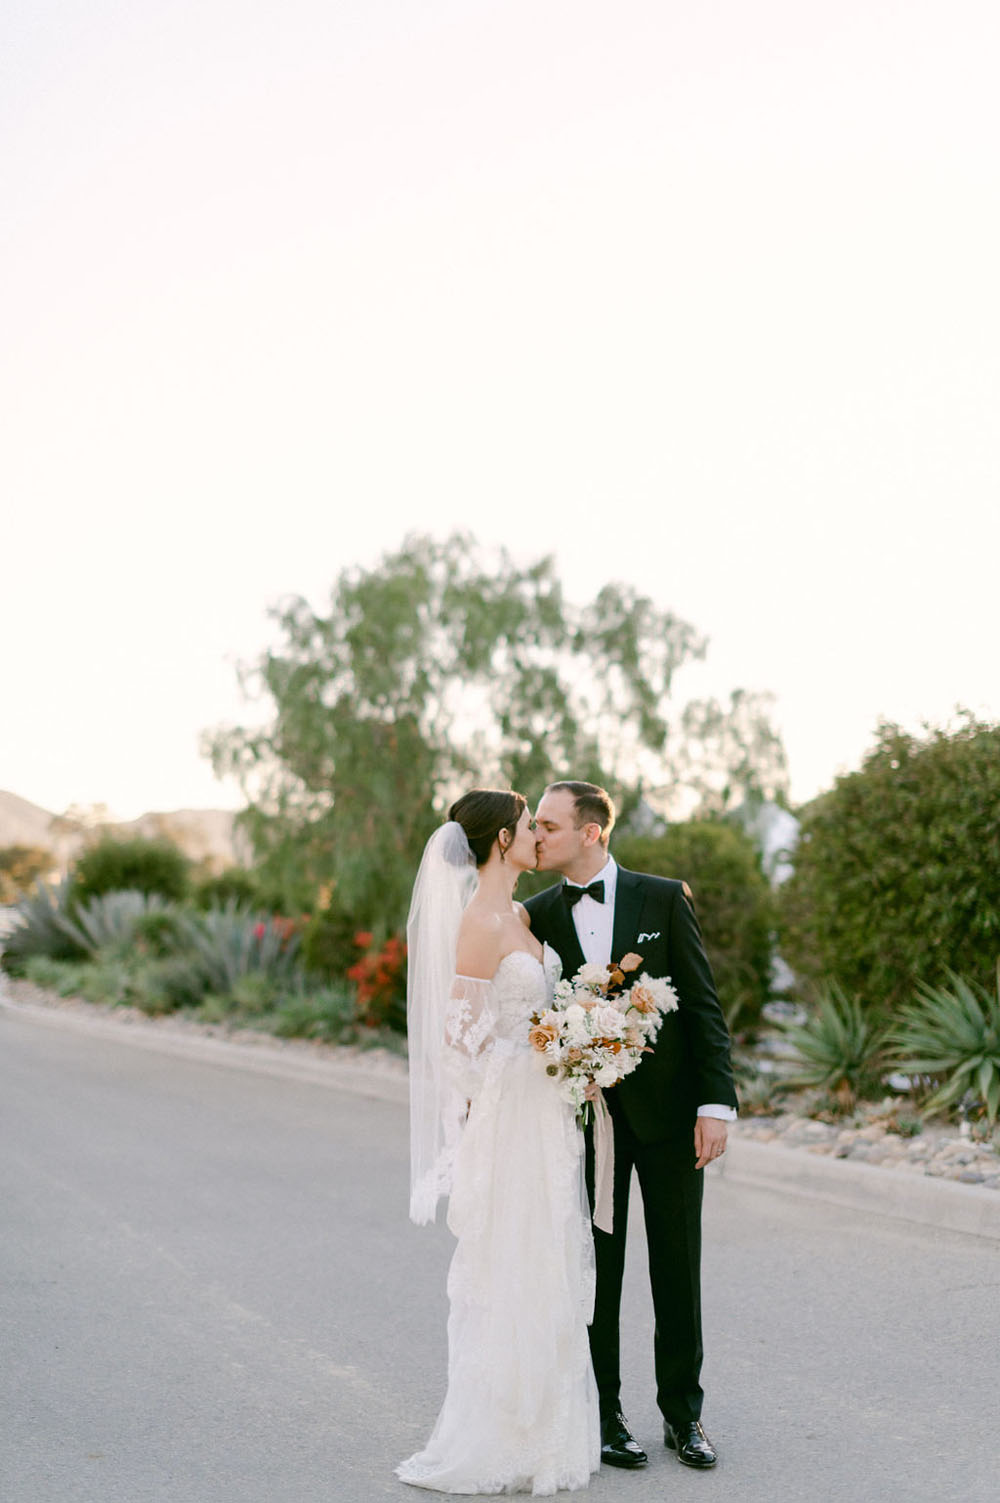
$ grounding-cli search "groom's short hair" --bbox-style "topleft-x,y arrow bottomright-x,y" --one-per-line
545,781 -> 615,846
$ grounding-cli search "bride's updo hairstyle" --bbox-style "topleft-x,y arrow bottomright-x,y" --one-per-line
448,789 -> 527,867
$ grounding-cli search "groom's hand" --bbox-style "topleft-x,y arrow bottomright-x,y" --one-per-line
694,1116 -> 727,1170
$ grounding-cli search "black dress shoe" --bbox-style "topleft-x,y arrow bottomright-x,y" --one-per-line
663,1419 -> 718,1468
600,1411 -> 648,1469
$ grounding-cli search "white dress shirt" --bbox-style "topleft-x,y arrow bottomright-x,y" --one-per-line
567,855 -> 736,1122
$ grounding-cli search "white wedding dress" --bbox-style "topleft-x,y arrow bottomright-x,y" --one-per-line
397,943 -> 600,1496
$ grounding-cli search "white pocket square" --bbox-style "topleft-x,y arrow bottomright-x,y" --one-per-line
637,931 -> 660,944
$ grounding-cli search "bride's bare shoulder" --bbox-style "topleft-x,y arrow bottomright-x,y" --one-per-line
455,906 -> 503,979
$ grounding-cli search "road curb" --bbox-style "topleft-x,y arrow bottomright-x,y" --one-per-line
6,988 -> 999,1242
717,1136 -> 1000,1243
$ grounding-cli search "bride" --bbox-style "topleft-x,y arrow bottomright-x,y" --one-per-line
397,789 -> 600,1495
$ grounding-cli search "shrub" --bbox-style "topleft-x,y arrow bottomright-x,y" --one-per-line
192,868 -> 262,911
271,984 -> 361,1043
778,715 -> 1000,1014
22,955 -> 91,996
301,903 -> 364,979
347,931 -> 407,1030
778,983 -> 888,1113
130,953 -> 209,1014
613,819 -> 773,1033
890,965 -> 1000,1124
0,845 -> 53,903
71,835 -> 191,905
1,880 -> 86,974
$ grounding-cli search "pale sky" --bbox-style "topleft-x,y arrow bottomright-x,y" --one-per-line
3,0 -> 998,822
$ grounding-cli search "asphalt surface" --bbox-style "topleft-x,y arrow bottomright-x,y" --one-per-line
2,1006 -> 998,1503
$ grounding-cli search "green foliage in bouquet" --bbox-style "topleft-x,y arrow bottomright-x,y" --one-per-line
613,818 -> 774,1034
71,834 -> 191,905
890,964 -> 1000,1124
778,714 -> 1000,1014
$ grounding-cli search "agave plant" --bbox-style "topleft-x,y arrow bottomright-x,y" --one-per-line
890,964 -> 1000,1124
177,902 -> 302,997
60,890 -> 170,956
778,983 -> 887,1111
0,880 -> 86,973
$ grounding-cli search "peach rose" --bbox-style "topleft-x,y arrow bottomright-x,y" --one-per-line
629,984 -> 658,1014
529,1022 -> 559,1052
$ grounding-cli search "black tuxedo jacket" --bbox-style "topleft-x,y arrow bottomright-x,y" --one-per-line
525,867 -> 738,1157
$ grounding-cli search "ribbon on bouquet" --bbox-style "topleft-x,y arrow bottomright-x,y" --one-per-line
592,1088 -> 615,1234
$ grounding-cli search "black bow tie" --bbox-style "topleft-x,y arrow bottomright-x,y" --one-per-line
562,879 -> 605,908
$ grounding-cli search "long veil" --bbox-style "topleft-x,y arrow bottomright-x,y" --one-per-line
406,820 -> 478,1225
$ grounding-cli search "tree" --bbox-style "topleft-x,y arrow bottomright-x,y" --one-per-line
778,713 -> 1000,1014
207,533 -> 787,932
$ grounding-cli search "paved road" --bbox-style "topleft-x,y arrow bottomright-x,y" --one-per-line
2,1007 -> 997,1503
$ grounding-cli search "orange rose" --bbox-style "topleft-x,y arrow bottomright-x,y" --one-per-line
529,1022 -> 559,1052
618,952 -> 643,972
629,984 -> 658,1014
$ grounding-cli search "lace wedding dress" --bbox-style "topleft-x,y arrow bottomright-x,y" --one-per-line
397,943 -> 600,1495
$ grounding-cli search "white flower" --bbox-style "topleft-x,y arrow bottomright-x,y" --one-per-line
595,1063 -> 620,1088
639,973 -> 679,1013
576,962 -> 612,988
593,1005 -> 626,1037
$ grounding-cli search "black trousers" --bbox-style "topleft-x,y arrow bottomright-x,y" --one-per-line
585,1110 -> 705,1428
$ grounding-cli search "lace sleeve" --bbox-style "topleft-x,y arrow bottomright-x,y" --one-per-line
443,974 -> 497,1101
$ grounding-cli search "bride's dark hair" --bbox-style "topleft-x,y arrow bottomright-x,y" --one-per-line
448,789 -> 527,867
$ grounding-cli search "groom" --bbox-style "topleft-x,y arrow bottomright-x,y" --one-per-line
525,781 -> 737,1472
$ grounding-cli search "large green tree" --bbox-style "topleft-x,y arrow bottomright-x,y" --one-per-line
207,534 -> 786,930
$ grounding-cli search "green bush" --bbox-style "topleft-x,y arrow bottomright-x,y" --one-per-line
777,983 -> 888,1113
71,835 -> 191,905
613,818 -> 773,1033
890,965 -> 1000,1124
271,984 -> 361,1042
301,904 -> 365,979
0,845 -> 53,903
22,955 -> 91,996
778,715 -> 1000,1014
1,881 -> 86,974
192,868 -> 262,911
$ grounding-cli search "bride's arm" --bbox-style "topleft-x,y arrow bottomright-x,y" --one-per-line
444,915 -> 502,1099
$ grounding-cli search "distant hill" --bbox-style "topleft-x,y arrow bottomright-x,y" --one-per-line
0,790 -> 248,875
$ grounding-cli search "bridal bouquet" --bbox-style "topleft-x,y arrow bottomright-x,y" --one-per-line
528,953 -> 679,1121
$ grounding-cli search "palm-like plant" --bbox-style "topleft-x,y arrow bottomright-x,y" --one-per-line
0,880 -> 85,972
60,890 -> 169,956
890,964 -> 1000,1124
778,983 -> 887,1112
177,902 -> 301,996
